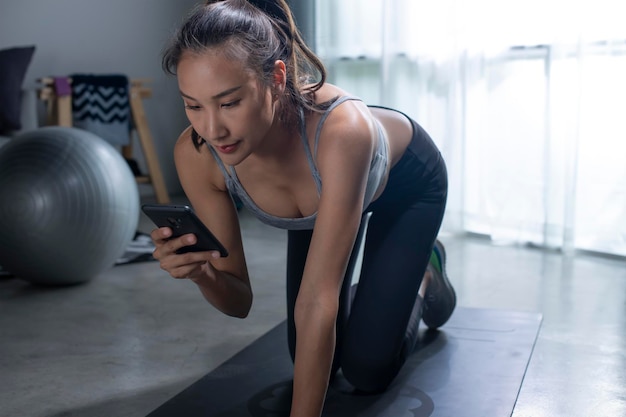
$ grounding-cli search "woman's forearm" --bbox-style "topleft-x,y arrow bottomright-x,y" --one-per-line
290,303 -> 337,417
191,266 -> 253,318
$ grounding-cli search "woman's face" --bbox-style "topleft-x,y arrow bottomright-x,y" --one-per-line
177,50 -> 277,165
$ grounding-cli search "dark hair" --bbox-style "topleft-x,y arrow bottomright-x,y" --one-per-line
162,0 -> 331,150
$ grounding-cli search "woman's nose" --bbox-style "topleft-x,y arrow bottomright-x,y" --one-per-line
200,113 -> 228,142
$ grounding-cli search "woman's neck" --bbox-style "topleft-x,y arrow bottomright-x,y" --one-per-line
249,115 -> 302,165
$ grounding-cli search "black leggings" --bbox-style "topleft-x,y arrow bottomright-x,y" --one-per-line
286,115 -> 448,393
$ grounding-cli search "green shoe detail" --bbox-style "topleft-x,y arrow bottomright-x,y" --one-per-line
429,248 -> 441,274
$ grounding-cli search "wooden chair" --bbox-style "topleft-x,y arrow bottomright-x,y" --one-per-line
38,77 -> 170,204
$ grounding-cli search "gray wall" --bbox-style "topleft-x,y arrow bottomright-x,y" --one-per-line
0,0 -> 199,195
0,0 -> 314,197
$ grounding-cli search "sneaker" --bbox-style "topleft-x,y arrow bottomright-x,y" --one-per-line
422,239 -> 456,329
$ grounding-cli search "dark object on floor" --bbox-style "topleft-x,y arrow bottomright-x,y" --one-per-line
125,157 -> 144,177
115,232 -> 157,265
147,307 -> 542,417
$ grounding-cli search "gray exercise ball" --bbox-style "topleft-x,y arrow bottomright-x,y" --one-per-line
0,126 -> 140,285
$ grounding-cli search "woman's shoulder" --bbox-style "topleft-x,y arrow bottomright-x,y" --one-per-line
175,125 -> 216,158
310,83 -> 354,106
174,126 -> 228,191
310,84 -> 371,129
174,126 -> 203,165
306,85 -> 377,158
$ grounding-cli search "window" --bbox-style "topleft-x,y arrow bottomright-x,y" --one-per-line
316,0 -> 626,256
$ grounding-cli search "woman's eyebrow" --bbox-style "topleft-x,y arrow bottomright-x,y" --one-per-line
179,86 -> 242,101
212,85 -> 242,99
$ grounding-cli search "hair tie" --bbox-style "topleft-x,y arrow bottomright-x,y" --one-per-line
246,0 -> 288,23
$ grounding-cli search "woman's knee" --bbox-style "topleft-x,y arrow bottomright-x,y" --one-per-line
340,353 -> 399,393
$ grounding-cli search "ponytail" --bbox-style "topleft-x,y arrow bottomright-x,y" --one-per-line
255,0 -> 327,93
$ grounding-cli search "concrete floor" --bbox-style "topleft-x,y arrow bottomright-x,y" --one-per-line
1,195 -> 625,417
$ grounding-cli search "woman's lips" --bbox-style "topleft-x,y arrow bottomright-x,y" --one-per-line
216,141 -> 240,154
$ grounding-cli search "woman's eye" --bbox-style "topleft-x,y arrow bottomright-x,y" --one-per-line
184,104 -> 201,111
221,99 -> 241,108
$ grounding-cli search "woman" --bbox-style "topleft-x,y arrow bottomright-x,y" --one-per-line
153,0 -> 456,415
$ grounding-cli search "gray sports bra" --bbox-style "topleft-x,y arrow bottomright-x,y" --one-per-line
208,96 -> 389,230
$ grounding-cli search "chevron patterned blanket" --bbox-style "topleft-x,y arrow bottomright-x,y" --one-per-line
71,74 -> 131,145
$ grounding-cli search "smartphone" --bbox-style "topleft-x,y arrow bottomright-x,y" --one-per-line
141,204 -> 229,257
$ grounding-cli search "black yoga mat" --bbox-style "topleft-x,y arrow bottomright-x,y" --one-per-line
148,307 -> 542,417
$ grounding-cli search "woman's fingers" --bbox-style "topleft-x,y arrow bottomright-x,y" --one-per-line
165,261 -> 203,279
149,227 -> 221,280
151,229 -> 194,258
151,226 -> 172,244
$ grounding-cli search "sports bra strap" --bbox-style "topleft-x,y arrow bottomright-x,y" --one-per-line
313,96 -> 361,157
298,106 -> 321,195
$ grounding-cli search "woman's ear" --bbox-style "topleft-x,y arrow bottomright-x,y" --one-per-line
273,60 -> 287,94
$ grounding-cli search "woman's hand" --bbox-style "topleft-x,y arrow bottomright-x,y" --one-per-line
150,226 -> 221,283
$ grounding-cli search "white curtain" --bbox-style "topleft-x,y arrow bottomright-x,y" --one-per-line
316,0 -> 626,256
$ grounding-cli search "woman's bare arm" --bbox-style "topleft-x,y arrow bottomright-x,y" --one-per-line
155,127 -> 252,318
290,102 -> 376,417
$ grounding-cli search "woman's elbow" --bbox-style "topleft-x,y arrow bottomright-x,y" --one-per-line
235,290 -> 254,319
215,287 -> 253,319
294,295 -> 339,330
